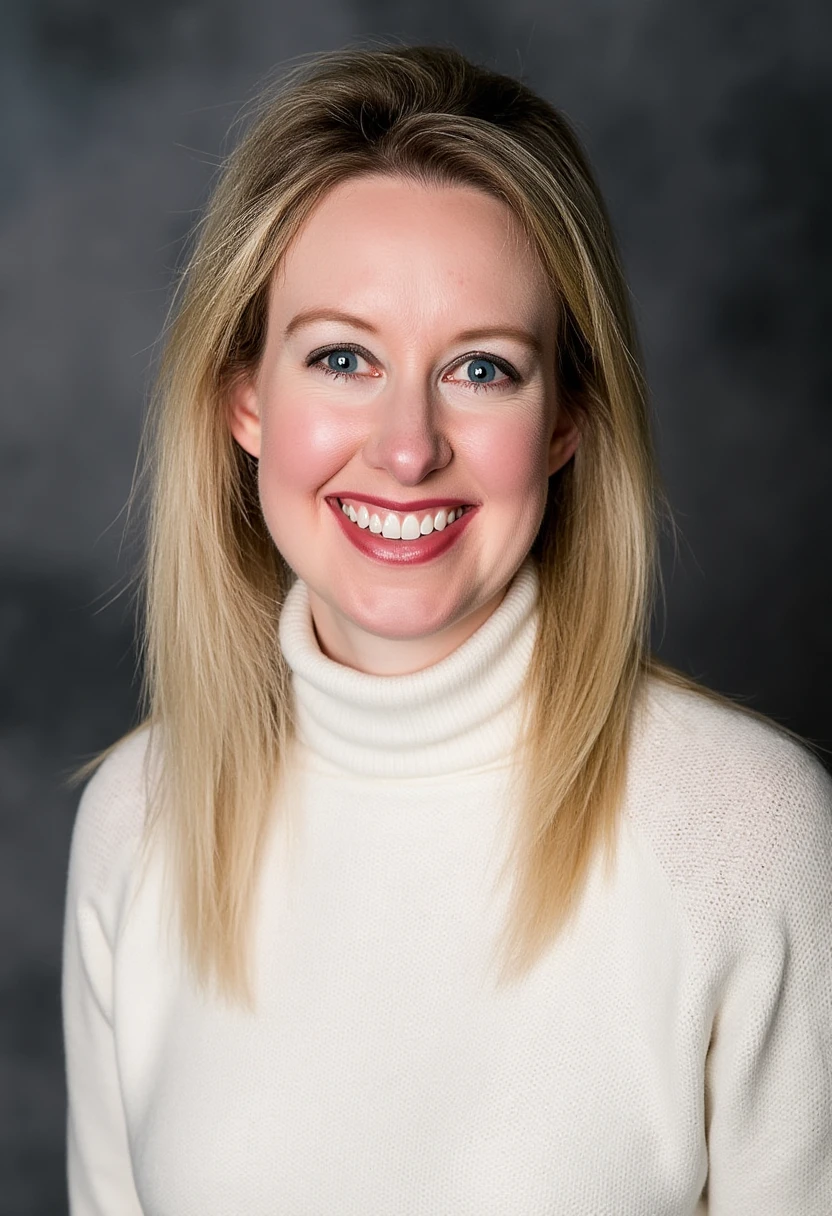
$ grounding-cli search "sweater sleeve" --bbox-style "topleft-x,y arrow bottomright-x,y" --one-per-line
61,734 -> 149,1215
702,747 -> 832,1214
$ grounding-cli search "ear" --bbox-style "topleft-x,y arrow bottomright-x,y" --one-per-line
226,374 -> 262,459
547,401 -> 582,477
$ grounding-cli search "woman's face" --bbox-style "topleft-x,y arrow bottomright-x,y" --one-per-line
228,173 -> 580,674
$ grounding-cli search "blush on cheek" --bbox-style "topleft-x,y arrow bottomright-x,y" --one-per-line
260,401 -> 358,499
255,395 -> 366,565
464,415 -> 549,502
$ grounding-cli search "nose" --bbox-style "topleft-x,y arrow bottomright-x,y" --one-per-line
361,378 -> 453,486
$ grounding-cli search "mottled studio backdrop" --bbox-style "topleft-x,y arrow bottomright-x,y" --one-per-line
2,0 -> 830,1210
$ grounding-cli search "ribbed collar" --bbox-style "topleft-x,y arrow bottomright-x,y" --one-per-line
278,557 -> 540,778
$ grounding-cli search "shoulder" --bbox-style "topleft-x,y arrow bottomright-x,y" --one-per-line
631,672 -> 831,811
67,725 -> 158,905
625,673 -> 832,938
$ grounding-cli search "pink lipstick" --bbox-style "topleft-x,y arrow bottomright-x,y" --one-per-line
326,497 -> 476,565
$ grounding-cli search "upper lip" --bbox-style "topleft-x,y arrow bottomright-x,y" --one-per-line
330,493 -> 476,511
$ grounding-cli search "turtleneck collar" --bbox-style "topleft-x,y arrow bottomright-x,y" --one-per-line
277,556 -> 540,778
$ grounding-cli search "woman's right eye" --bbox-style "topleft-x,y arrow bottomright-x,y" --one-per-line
308,346 -> 376,381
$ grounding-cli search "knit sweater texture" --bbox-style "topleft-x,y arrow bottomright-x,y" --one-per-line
62,557 -> 832,1214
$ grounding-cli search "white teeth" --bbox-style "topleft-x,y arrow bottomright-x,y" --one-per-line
339,499 -> 468,539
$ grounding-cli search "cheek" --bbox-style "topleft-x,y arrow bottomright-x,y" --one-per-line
462,410 -> 551,503
258,398 -> 359,506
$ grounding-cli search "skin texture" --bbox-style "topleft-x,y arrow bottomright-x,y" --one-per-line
228,174 -> 581,675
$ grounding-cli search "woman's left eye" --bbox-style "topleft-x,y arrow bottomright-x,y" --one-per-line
446,356 -> 518,392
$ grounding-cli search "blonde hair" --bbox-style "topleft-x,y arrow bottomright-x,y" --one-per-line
72,41 -> 811,1011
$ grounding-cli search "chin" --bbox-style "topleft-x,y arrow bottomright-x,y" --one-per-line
339,594 -> 458,641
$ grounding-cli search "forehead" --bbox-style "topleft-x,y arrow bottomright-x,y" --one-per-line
272,173 -> 555,329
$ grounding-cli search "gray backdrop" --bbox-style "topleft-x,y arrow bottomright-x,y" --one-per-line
2,1 -> 830,1210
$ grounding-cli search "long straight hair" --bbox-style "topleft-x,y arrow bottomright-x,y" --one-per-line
72,43 -> 809,1010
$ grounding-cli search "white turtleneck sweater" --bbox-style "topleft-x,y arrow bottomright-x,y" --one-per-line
62,558 -> 832,1215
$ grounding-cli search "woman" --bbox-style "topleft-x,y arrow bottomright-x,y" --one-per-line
62,43 -> 832,1215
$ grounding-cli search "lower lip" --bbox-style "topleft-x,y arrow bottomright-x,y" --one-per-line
326,498 -> 476,565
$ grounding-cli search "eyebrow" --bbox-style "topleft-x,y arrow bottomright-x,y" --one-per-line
282,307 -> 543,356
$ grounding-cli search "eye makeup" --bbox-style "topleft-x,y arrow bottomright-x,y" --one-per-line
305,342 -> 522,393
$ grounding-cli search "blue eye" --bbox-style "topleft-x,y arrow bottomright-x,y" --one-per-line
451,355 -> 518,393
466,358 -> 497,383
325,350 -> 359,374
308,345 -> 373,382
308,344 -> 519,393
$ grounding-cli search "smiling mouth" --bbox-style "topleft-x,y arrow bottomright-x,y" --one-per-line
335,497 -> 473,539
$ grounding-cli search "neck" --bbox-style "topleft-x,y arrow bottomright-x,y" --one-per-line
306,585 -> 509,676
278,554 -> 541,777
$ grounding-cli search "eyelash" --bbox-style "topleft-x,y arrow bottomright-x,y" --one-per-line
306,342 -> 520,393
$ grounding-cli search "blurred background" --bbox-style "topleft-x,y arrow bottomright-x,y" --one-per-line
1,0 -> 830,1209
